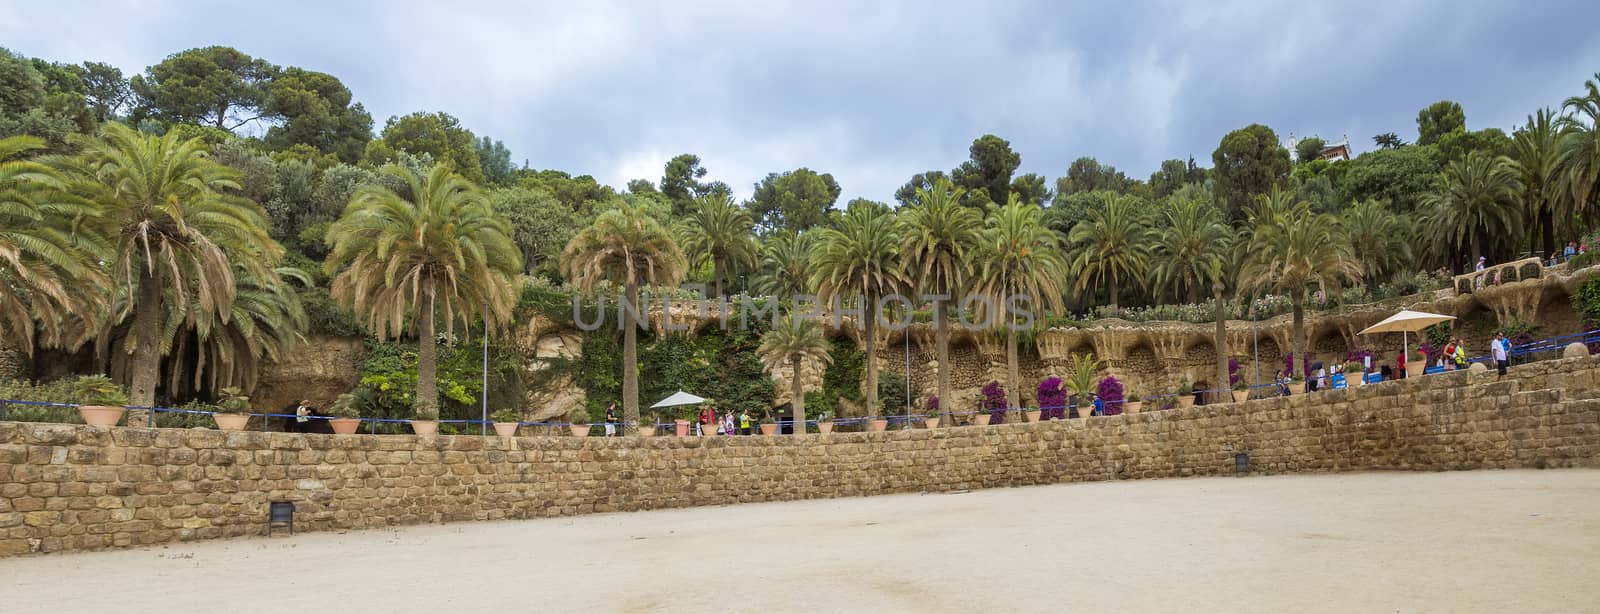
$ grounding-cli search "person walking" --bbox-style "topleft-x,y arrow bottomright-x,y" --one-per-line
293,399 -> 313,433
1453,339 -> 1467,371
738,408 -> 752,436
1443,339 -> 1458,371
1493,332 -> 1510,380
1397,350 -> 1407,380
698,404 -> 715,436
604,402 -> 618,437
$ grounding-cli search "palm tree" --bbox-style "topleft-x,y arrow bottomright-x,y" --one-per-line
0,135 -> 105,359
1513,109 -> 1571,257
757,314 -> 832,436
972,195 -> 1069,410
1068,191 -> 1155,310
1150,196 -> 1230,304
562,202 -> 686,434
61,123 -> 280,419
1421,151 -> 1523,265
899,179 -> 981,425
1240,201 -> 1361,379
1340,199 -> 1411,284
325,163 -> 521,423
677,193 -> 757,297
752,230 -> 814,299
1559,73 -> 1600,231
811,199 -> 905,421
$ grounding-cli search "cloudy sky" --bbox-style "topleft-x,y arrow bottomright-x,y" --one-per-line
5,1 -> 1599,202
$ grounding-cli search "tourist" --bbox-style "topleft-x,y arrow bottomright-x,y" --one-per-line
723,410 -> 735,436
293,399 -> 312,432
1313,363 -> 1326,391
1452,339 -> 1467,370
1443,340 -> 1458,371
738,409 -> 752,435
1092,393 -> 1103,416
604,403 -> 618,437
1397,350 -> 1407,380
1476,256 -> 1487,272
1493,332 -> 1510,380
1567,241 -> 1578,259
698,404 -> 715,436
1330,365 -> 1347,390
1276,369 -> 1292,396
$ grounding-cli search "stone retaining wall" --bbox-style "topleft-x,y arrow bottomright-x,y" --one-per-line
3,356 -> 1599,556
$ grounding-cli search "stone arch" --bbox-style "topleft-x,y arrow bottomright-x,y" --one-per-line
1124,340 -> 1160,375
1183,338 -> 1217,367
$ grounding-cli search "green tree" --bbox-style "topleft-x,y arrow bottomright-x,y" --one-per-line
893,170 -> 950,206
1212,124 -> 1291,221
69,61 -> 130,123
1056,156 -> 1135,196
1150,196 -> 1230,304
1009,172 -> 1052,206
747,167 -> 841,233
1294,136 -> 1326,164
1436,128 -> 1513,164
1338,145 -> 1441,214
811,199 -> 905,419
972,195 -> 1068,408
660,154 -> 729,214
324,163 -> 522,422
486,186 -> 581,279
0,136 -> 105,356
474,136 -> 513,186
61,123 -> 282,418
1149,158 -> 1205,198
1068,192 -> 1156,310
363,111 -> 484,184
1559,73 -> 1600,231
1510,109 -> 1570,256
951,134 -> 1020,207
758,315 -> 832,436
1340,199 -> 1411,284
677,194 -> 757,297
900,178 -> 981,424
0,48 -> 87,147
262,67 -> 372,163
1372,132 -> 1406,149
1416,100 -> 1466,146
752,231 -> 815,299
1240,200 -> 1360,379
562,202 -> 687,434
1421,151 -> 1523,265
130,46 -> 276,130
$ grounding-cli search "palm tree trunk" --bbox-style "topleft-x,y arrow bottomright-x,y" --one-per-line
415,286 -> 439,420
1540,207 -> 1556,259
1213,279 -> 1229,404
127,266 -> 163,426
624,280 -> 641,434
1292,289 -> 1306,381
1470,232 -> 1482,264
1187,277 -> 1199,305
791,355 -> 805,436
863,295 -> 879,419
1109,276 -> 1119,311
712,257 -> 723,298
1006,320 -> 1021,413
934,299 -> 953,426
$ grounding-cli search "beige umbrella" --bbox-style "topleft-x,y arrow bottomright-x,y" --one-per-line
1358,310 -> 1457,377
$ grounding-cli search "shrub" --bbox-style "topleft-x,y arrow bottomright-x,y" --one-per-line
68,375 -> 127,407
215,387 -> 251,414
491,408 -> 519,423
1096,376 -> 1124,416
1036,376 -> 1066,420
1227,358 -> 1242,385
327,394 -> 361,419
925,395 -> 939,411
981,380 -> 1008,424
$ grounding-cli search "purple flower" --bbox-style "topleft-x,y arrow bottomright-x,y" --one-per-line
981,381 -> 1008,424
1096,376 -> 1124,416
1036,377 -> 1066,420
926,395 -> 940,411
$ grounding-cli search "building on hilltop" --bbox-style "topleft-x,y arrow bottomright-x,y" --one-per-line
1286,133 -> 1352,163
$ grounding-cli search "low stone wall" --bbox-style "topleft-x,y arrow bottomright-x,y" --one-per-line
3,356 -> 1599,557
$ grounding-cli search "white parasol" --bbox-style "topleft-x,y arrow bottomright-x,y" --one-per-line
1358,310 -> 1457,377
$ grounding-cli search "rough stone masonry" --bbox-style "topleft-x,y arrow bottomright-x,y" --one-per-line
2,355 -> 1598,557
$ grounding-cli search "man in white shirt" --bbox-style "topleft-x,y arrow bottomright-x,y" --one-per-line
1492,333 -> 1509,380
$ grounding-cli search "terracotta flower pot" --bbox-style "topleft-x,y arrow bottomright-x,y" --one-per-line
1232,390 -> 1249,403
702,424 -> 717,436
674,419 -> 691,437
570,424 -> 590,437
410,420 -> 438,436
77,405 -> 124,427
638,423 -> 658,437
330,417 -> 362,435
760,423 -> 778,435
1024,410 -> 1042,423
1290,385 -> 1305,396
817,422 -> 834,434
1177,396 -> 1195,409
868,418 -> 889,432
493,422 -> 519,437
924,417 -> 940,429
1125,401 -> 1142,414
213,413 -> 250,431
974,414 -> 991,426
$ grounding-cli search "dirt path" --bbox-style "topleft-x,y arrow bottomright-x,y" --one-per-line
3,470 -> 1597,613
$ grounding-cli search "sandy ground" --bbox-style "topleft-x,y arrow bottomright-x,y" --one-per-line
2,470 -> 1597,614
